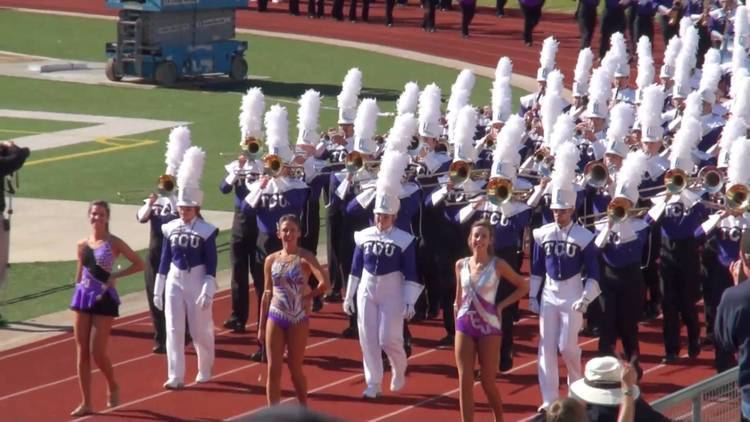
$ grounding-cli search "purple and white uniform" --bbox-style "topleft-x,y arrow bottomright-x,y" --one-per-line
455,257 -> 502,339
70,240 -> 120,317
269,255 -> 308,330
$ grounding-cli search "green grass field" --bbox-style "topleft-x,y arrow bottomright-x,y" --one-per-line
0,10 -> 527,323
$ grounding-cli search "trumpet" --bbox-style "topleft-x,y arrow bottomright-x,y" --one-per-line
583,161 -> 609,190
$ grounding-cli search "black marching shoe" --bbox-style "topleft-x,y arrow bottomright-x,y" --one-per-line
152,344 -> 166,354
250,347 -> 264,362
688,343 -> 701,359
341,325 -> 357,339
661,353 -> 679,364
312,297 -> 324,312
324,291 -> 342,303
437,335 -> 454,348
499,356 -> 513,372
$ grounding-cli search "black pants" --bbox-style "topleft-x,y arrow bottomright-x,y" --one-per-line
308,0 -> 325,16
460,1 -> 476,36
289,0 -> 301,14
327,208 -> 344,293
599,6 -> 626,58
660,237 -> 701,356
520,3 -> 542,44
423,0 -> 436,29
598,262 -> 644,362
496,0 -> 506,14
495,246 -> 521,364
385,0 -> 395,24
642,221 -> 662,306
440,0 -> 453,11
257,0 -> 268,11
144,242 -> 166,348
229,210 -> 258,327
576,1 -> 597,49
331,0 -> 345,19
301,194 -> 321,294
250,231 -> 283,322
634,13 -> 655,46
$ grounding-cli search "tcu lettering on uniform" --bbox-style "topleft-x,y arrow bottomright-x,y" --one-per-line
483,211 -> 509,227
171,233 -> 200,249
543,241 -> 578,257
363,240 -> 396,257
331,150 -> 347,163
607,231 -> 622,245
719,227 -> 743,242
447,191 -> 466,202
665,203 -> 692,218
260,193 -> 290,209
154,204 -> 173,216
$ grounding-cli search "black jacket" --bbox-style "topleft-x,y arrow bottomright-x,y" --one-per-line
0,143 -> 30,213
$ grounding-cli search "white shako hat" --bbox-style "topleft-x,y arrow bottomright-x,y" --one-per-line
659,35 -> 682,79
353,98 -> 379,155
296,89 -> 321,146
549,142 -> 579,210
396,81 -> 420,117
165,125 -> 191,178
491,57 -> 513,124
635,36 -> 654,104
584,67 -> 612,119
337,68 -> 362,125
572,47 -> 594,97
176,146 -> 206,207
605,102 -> 636,158
613,150 -> 648,204
374,149 -> 410,215
639,84 -> 666,143
536,36 -> 559,81
491,114 -> 525,181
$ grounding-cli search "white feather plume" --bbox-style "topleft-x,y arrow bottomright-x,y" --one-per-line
165,126 -> 191,176
448,70 -> 476,114
550,142 -> 579,190
699,62 -> 722,96
731,68 -> 749,100
337,68 -> 363,110
683,91 -> 704,121
354,98 -> 379,144
731,74 -> 750,124
720,116 -> 747,153
386,113 -> 418,154
637,36 -> 652,60
573,48 -> 594,92
549,113 -> 576,154
607,103 -> 636,143
679,16 -> 693,38
617,150 -> 648,195
264,104 -> 290,154
418,83 -> 442,131
396,82 -> 420,116
447,89 -> 471,142
733,6 -> 750,71
496,57 -> 513,80
493,114 -> 525,167
239,87 -> 265,143
491,77 -> 512,122
376,149 -> 409,199
539,36 -> 559,72
639,84 -> 666,131
602,32 -> 627,78
670,116 -> 701,171
681,25 -> 700,70
662,35 -> 682,77
177,146 -> 205,190
297,89 -> 321,145
541,70 -> 565,145
636,56 -> 654,91
728,137 -> 750,185
453,105 -> 478,162
704,48 -> 721,67
588,67 -> 611,107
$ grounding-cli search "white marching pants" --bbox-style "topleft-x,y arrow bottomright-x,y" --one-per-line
356,276 -> 406,389
165,266 -> 215,383
537,278 -> 584,407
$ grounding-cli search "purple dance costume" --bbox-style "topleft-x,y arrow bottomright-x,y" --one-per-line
455,257 -> 502,339
268,255 -> 308,330
70,239 -> 120,317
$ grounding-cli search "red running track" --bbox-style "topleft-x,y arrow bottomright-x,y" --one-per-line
0,2 -> 708,420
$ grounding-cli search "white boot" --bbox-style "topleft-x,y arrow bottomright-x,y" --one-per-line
195,372 -> 211,383
390,369 -> 406,392
362,384 -> 382,399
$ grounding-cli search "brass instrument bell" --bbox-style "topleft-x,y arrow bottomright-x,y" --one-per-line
698,165 -> 724,194
664,168 -> 688,195
607,197 -> 632,224
263,154 -> 283,177
726,183 -> 750,211
158,174 -> 176,193
243,136 -> 260,155
584,161 -> 609,189
449,160 -> 472,185
487,177 -> 513,205
346,151 -> 364,173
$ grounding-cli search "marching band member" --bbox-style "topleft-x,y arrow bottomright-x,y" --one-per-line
694,56 -> 725,154
296,89 -> 326,312
695,134 -> 750,371
154,146 -> 219,389
429,105 -> 486,346
137,126 -> 186,353
414,83 -> 453,328
331,97 -> 380,338
477,57 -> 513,167
529,141 -> 601,411
454,220 -> 529,422
659,35 -> 682,111
455,115 -> 532,371
258,214 -> 330,405
221,87 -> 264,334
593,150 -> 650,375
344,148 -> 422,399
70,201 -> 144,416
638,85 -> 670,319
577,67 -> 611,172
664,23 -> 701,135
607,34 -> 636,105
644,103 -> 708,363
570,48 -> 595,121
635,35 -> 656,106
326,68 -> 362,303
242,105 -> 311,361
519,37 -> 559,116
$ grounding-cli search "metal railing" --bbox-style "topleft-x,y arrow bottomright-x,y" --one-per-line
651,366 -> 740,422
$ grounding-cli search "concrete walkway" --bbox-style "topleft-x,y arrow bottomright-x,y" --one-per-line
0,109 -> 186,151
9,197 -> 235,263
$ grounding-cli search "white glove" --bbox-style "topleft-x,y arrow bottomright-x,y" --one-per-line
224,172 -> 238,186
153,274 -> 166,311
196,275 -> 217,310
403,303 -> 416,321
343,276 -> 360,316
571,297 -> 591,313
529,297 -> 540,315
572,279 -> 601,313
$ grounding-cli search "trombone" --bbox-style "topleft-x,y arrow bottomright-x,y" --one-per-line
345,151 -> 380,174
116,174 -> 176,202
262,154 -> 305,179
583,161 -> 609,190
579,197 -> 650,226
486,177 -> 533,204
219,137 -> 261,158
